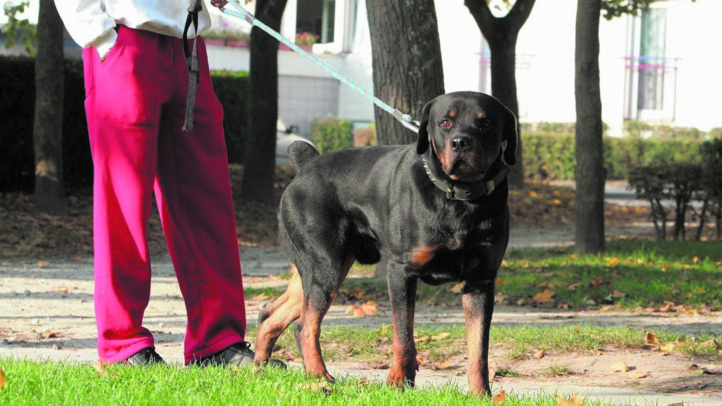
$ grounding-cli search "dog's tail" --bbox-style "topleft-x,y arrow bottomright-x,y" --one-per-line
288,141 -> 320,172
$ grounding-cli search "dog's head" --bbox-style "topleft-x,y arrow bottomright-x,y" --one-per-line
416,92 -> 517,183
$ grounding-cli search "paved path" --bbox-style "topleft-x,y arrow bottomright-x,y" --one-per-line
2,228 -> 720,405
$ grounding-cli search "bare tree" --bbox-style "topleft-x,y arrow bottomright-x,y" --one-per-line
33,0 -> 67,215
464,0 -> 536,189
575,0 -> 605,254
240,0 -> 288,204
366,0 -> 445,146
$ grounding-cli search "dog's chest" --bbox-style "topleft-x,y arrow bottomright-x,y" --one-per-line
405,226 -> 503,285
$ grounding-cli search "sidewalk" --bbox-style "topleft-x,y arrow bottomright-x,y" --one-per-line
1,235 -> 720,405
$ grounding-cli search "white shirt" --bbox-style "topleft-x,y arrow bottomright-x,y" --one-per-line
54,0 -> 212,59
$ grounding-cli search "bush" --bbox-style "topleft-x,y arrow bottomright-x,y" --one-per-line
0,56 -> 248,193
353,124 -> 376,147
311,117 -> 354,154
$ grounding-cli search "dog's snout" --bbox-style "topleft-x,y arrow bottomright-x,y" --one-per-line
450,136 -> 471,152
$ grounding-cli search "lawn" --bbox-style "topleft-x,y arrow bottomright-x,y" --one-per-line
0,358 -> 614,405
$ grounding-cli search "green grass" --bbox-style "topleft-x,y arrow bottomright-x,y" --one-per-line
261,324 -> 721,366
335,239 -> 722,310
0,359 -> 616,405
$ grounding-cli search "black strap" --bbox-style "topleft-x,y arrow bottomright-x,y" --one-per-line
182,0 -> 202,132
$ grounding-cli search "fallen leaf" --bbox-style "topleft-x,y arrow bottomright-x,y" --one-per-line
589,276 -> 605,286
628,370 -> 648,379
50,286 -> 70,294
360,301 -> 378,316
612,290 -> 626,298
494,292 -> 507,304
533,350 -> 546,359
432,358 -> 451,370
533,290 -> 555,304
489,364 -> 496,380
295,382 -> 333,393
661,343 -> 675,353
567,282 -> 580,291
251,293 -> 270,301
372,362 -> 390,370
645,332 -> 659,345
0,367 -> 5,389
606,257 -> 621,267
415,336 -> 432,344
491,389 -> 507,405
93,361 -> 109,376
693,256 -> 701,264
416,354 -> 428,366
431,332 -> 450,340
448,282 -> 465,293
556,394 -> 583,406
612,361 -> 630,372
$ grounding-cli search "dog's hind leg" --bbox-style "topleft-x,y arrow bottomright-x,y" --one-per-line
294,256 -> 355,382
253,263 -> 303,365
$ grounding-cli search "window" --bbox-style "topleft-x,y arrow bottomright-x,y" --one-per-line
296,0 -> 336,44
624,6 -> 677,122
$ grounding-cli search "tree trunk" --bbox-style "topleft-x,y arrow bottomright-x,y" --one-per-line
366,0 -> 445,279
241,0 -> 288,204
33,0 -> 67,216
366,0 -> 445,146
464,0 -> 536,189
574,0 -> 605,254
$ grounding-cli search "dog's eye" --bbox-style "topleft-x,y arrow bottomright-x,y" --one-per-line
477,119 -> 492,130
440,120 -> 452,129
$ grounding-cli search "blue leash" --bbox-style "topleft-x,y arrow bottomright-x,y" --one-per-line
219,0 -> 420,134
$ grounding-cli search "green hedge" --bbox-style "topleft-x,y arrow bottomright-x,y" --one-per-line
311,117 -> 354,154
523,132 -> 704,181
0,56 -> 249,193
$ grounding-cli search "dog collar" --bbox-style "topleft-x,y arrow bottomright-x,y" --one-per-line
421,146 -> 510,201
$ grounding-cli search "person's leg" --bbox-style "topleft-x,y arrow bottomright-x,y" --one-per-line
153,35 -> 247,364
83,26 -> 169,363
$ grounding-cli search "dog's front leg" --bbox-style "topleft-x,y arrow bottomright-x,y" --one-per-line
462,279 -> 496,396
386,269 -> 419,388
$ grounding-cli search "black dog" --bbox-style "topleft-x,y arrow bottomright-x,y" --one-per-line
253,91 -> 517,396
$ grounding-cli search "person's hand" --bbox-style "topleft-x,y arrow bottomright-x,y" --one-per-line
211,0 -> 228,8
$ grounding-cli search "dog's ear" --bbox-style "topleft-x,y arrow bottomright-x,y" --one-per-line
502,105 -> 518,166
416,99 -> 435,154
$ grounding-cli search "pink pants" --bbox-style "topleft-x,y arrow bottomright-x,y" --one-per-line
83,26 -> 246,364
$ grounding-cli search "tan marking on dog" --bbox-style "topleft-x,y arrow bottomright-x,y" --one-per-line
298,306 -> 335,381
411,245 -> 437,266
477,111 -> 485,118
449,109 -> 457,118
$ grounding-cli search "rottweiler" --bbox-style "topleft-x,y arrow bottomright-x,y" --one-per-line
253,91 -> 517,396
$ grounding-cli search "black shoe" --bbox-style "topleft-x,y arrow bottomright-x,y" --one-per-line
191,342 -> 286,369
125,347 -> 166,366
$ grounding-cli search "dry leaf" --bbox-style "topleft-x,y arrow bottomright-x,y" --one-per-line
93,361 -> 108,376
372,362 -> 390,370
606,257 -> 621,267
416,354 -> 428,366
533,350 -> 546,359
556,394 -> 583,406
628,370 -> 648,379
431,332 -> 450,340
448,282 -> 465,293
491,389 -> 507,405
612,361 -> 630,372
432,358 -> 451,370
494,292 -> 507,304
251,293 -> 270,301
295,382 -> 333,393
0,367 -> 6,390
612,290 -> 626,298
489,365 -> 496,380
693,256 -> 701,264
589,276 -> 605,286
645,332 -> 659,345
416,336 -> 432,344
361,301 -> 378,316
661,343 -> 675,353
533,290 -> 555,304
567,282 -> 580,291
41,331 -> 59,339
50,286 -> 70,294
